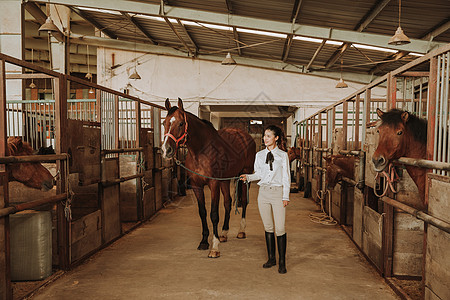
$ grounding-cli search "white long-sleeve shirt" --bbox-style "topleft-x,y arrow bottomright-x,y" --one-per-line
247,146 -> 291,201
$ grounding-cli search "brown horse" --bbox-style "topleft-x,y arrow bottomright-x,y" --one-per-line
324,155 -> 355,189
287,147 -> 301,163
5,137 -> 54,191
372,108 -> 427,202
161,98 -> 256,258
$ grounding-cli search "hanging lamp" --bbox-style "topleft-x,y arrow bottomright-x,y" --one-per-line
221,52 -> 236,65
335,59 -> 348,88
388,0 -> 410,45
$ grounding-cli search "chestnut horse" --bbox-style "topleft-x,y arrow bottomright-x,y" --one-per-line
5,137 -> 54,191
161,98 -> 256,258
372,108 -> 427,202
287,147 -> 301,163
324,155 -> 355,189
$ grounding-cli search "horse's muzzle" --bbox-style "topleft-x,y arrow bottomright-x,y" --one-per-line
42,179 -> 54,191
372,155 -> 387,172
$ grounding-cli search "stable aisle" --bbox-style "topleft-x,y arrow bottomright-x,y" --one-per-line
32,185 -> 398,300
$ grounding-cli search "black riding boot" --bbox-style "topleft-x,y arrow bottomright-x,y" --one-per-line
277,233 -> 287,274
263,231 -> 276,268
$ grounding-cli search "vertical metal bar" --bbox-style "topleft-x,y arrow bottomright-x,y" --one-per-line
410,78 -> 415,113
437,56 -> 445,174
402,77 -> 407,110
318,112 -> 322,149
443,52 -> 450,174
355,94 -> 360,150
419,78 -> 423,117
115,95 -> 119,149
433,57 -> 441,169
342,101 -> 348,150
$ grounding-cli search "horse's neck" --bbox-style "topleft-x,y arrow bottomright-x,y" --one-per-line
185,115 -> 222,157
403,132 -> 427,200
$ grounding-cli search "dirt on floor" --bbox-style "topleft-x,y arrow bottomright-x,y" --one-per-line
391,277 -> 423,300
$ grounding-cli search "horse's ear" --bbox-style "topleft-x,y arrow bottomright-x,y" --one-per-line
401,111 -> 409,123
165,98 -> 171,111
376,108 -> 384,118
178,97 -> 184,111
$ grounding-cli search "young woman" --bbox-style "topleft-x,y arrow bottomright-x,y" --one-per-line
240,125 -> 290,274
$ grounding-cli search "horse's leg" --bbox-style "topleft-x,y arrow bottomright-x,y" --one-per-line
219,181 -> 232,242
192,183 -> 209,250
208,181 -> 221,258
237,181 -> 249,239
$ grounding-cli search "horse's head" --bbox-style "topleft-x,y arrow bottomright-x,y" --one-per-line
162,98 -> 188,159
6,137 -> 55,191
287,147 -> 301,163
324,156 -> 341,189
372,108 -> 411,172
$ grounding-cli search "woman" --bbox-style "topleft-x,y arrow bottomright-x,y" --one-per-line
240,125 -> 290,274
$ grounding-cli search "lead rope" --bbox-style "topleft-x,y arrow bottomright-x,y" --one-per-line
309,189 -> 337,225
373,163 -> 399,198
174,158 -> 249,214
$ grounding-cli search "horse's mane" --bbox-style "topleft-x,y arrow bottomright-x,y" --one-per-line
167,107 -> 216,130
7,137 -> 34,155
380,109 -> 427,145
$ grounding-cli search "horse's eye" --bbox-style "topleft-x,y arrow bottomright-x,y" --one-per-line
397,131 -> 403,135
179,122 -> 184,127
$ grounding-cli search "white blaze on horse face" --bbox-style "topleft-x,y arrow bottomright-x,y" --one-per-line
239,218 -> 246,232
212,236 -> 220,251
161,117 -> 176,158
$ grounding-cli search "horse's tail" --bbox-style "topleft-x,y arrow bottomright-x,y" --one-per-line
237,179 -> 243,207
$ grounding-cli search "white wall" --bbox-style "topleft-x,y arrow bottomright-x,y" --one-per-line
97,49 -> 388,145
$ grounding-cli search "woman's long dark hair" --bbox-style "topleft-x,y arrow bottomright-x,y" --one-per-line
265,125 -> 287,152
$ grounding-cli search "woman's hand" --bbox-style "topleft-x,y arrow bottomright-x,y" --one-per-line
283,200 -> 289,207
239,174 -> 248,182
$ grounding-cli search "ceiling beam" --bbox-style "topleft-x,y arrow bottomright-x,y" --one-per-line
177,19 -> 199,55
69,32 -> 379,85
23,2 -> 65,42
70,7 -> 118,39
325,0 -> 392,69
369,19 -> 450,74
163,17 -> 192,56
305,40 -> 327,71
121,12 -> 157,45
282,0 -> 302,62
32,0 -> 445,53
233,27 -> 241,55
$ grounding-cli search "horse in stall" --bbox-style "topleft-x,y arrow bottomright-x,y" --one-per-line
372,108 -> 427,207
161,98 -> 256,258
287,147 -> 301,163
4,137 -> 54,191
324,155 -> 355,189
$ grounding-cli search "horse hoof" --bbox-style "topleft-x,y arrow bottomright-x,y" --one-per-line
197,243 -> 209,250
236,232 -> 246,239
208,250 -> 220,258
219,236 -> 228,243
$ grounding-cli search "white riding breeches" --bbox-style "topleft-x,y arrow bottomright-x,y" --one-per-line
257,185 -> 286,236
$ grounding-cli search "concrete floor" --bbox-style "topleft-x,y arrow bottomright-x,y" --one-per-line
32,185 -> 399,300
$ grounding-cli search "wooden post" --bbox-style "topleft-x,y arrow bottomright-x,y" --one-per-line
382,202 -> 394,277
389,73 -> 397,109
0,59 -> 12,300
342,101 -> 348,150
54,75 -> 70,269
355,94 -> 360,150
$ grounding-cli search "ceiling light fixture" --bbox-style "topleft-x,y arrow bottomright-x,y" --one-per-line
388,0 -> 410,45
335,59 -> 348,88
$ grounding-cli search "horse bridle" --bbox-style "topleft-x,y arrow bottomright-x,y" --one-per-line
164,111 -> 188,149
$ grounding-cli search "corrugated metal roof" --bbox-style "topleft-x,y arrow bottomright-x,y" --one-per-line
25,0 -> 450,78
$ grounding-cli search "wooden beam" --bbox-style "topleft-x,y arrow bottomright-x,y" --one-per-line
24,2 -> 65,42
282,0 -> 302,62
121,12 -> 157,45
0,59 -> 12,300
233,27 -> 241,56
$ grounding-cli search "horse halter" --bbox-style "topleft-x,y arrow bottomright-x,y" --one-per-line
164,112 -> 188,149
